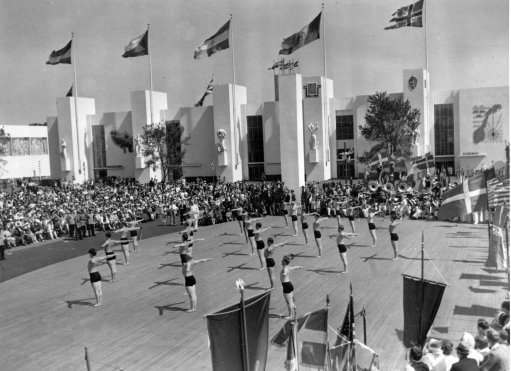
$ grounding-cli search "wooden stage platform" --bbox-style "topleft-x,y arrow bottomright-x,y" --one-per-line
0,216 -> 507,370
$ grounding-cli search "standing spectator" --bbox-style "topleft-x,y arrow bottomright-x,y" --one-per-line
423,338 -> 445,371
479,328 -> 510,371
441,340 -> 458,371
450,343 -> 478,371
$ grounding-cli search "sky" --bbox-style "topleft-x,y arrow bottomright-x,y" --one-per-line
0,0 -> 508,124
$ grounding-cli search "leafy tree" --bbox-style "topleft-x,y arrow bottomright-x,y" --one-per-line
359,91 -> 421,162
165,120 -> 190,181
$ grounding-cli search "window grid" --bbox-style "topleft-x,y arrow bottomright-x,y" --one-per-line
434,104 -> 454,156
336,115 -> 354,140
247,115 -> 264,164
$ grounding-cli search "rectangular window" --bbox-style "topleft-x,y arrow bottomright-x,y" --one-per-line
29,138 -> 48,155
11,138 -> 30,155
305,83 -> 320,98
92,126 -> 106,170
434,104 -> 454,156
336,115 -> 354,140
247,115 -> 264,164
0,137 -> 11,156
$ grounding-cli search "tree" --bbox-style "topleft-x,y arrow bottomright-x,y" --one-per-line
359,91 -> 421,162
165,120 -> 190,181
140,123 -> 168,182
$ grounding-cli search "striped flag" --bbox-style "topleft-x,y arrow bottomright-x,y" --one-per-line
46,40 -> 72,65
487,176 -> 510,209
438,173 -> 487,220
194,20 -> 230,59
492,204 -> 509,229
279,12 -> 321,55
122,30 -> 148,58
384,0 -> 423,30
195,76 -> 214,107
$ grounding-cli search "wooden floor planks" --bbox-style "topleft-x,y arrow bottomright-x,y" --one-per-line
0,217 -> 507,371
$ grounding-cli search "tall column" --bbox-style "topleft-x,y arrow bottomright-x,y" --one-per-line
403,69 -> 430,156
212,84 -> 247,182
278,74 -> 305,191
56,97 -> 96,183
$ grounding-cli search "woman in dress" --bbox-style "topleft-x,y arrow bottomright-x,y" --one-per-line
280,255 -> 303,319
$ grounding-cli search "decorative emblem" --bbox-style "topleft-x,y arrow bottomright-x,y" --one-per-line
408,76 -> 418,91
472,104 -> 503,144
306,122 -> 319,150
216,129 -> 227,153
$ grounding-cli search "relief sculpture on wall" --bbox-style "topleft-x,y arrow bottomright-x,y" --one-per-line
472,104 -> 504,144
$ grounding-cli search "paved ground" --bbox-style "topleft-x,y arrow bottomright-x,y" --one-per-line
0,216 -> 507,371
0,220 -> 184,283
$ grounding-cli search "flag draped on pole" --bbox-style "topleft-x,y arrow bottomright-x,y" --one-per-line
46,40 -> 72,65
122,30 -> 149,58
206,290 -> 271,371
403,275 -> 446,347
384,0 -> 424,30
65,85 -> 73,97
279,12 -> 321,55
437,173 -> 487,220
272,308 -> 329,370
194,20 -> 230,59
195,76 -> 214,107
487,176 -> 510,209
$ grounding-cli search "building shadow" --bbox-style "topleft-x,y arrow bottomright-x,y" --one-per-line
453,304 -> 498,317
244,281 -> 268,291
469,286 -> 497,294
459,273 -> 501,281
307,268 -> 342,275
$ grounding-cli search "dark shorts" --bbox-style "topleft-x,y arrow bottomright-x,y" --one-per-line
180,254 -> 191,264
338,244 -> 347,253
282,281 -> 294,294
121,237 -> 129,246
266,258 -> 275,268
90,271 -> 102,283
283,209 -> 288,215
106,252 -> 116,261
236,215 -> 243,221
348,215 -> 355,221
302,223 -> 308,230
314,230 -> 321,239
130,230 -> 137,237
185,275 -> 196,287
247,229 -> 254,238
336,210 -> 342,216
390,233 -> 399,241
368,223 -> 376,230
256,240 -> 265,250
291,215 -> 298,222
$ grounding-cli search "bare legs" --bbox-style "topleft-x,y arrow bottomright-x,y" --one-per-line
121,245 -> 130,265
339,252 -> 348,273
349,220 -> 356,233
257,248 -> 266,270
185,285 -> 197,312
248,237 -> 256,256
91,282 -> 102,307
302,229 -> 309,245
266,266 -> 274,288
391,240 -> 398,259
292,219 -> 298,236
107,260 -> 117,282
314,237 -> 323,257
370,230 -> 377,248
284,292 -> 296,319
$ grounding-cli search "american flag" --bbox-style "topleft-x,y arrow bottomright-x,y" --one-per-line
487,176 -> 510,209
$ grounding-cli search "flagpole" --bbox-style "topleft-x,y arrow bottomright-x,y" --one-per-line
238,285 -> 250,371
418,230 -> 425,344
230,14 -> 239,170
71,32 -> 82,176
423,0 -> 430,156
321,2 -> 326,77
147,24 -> 154,126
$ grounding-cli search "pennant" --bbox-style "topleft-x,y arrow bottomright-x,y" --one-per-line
206,290 -> 271,371
195,76 -> 214,107
65,85 -> 73,97
403,275 -> 446,347
279,12 -> 321,55
384,0 -> 423,30
340,286 -> 355,342
194,20 -> 230,59
438,173 -> 487,220
122,30 -> 148,58
46,40 -> 72,65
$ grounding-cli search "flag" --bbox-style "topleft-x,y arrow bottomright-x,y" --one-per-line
285,322 -> 298,371
65,85 -> 73,97
46,40 -> 72,65
272,308 -> 329,370
411,152 -> 434,171
195,76 -> 214,107
487,176 -> 510,209
353,340 -> 381,371
330,285 -> 356,371
194,20 -> 230,59
122,30 -> 148,58
403,274 -> 446,347
279,12 -> 321,55
206,290 -> 271,371
492,204 -> 509,229
437,173 -> 487,220
340,285 -> 355,342
384,0 -> 423,30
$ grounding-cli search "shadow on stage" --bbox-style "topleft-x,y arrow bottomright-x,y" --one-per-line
226,263 -> 260,272
66,298 -> 95,308
222,250 -> 249,258
158,262 -> 181,269
155,301 -> 187,315
148,278 -> 182,289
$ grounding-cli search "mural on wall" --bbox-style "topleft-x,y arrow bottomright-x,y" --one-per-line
110,130 -> 133,153
472,104 -> 504,144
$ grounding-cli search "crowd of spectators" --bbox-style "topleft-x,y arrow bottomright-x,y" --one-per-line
405,300 -> 509,371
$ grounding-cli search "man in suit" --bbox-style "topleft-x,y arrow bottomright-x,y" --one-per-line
479,328 -> 510,371
450,343 -> 478,371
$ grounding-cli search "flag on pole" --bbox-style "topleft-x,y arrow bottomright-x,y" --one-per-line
487,176 -> 510,209
285,322 -> 298,371
46,40 -> 72,65
194,20 -> 230,59
279,12 -> 321,55
330,284 -> 357,371
195,76 -> 214,107
206,290 -> 271,371
403,275 -> 446,347
65,85 -> 73,97
411,152 -> 434,171
384,0 -> 424,30
272,308 -> 329,370
438,173 -> 487,220
122,30 -> 148,58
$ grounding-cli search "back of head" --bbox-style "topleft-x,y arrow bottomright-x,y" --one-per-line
88,248 -> 96,256
267,237 -> 274,246
456,343 -> 469,359
441,339 -> 454,355
105,231 -> 111,238
477,318 -> 490,332
282,255 -> 291,266
486,328 -> 500,345
409,346 -> 423,362
460,332 -> 475,349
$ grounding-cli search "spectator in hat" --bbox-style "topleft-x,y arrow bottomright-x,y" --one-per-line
479,328 -> 510,371
423,338 -> 445,371
450,343 -> 478,371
